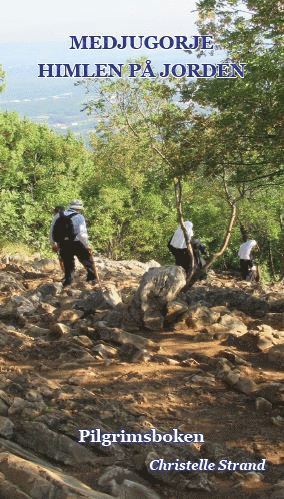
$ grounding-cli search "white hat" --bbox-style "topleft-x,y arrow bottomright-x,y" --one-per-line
69,200 -> 84,210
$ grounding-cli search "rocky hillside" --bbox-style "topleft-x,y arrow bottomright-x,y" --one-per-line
0,254 -> 283,498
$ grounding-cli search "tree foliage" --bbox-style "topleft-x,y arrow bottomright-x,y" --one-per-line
0,112 -> 92,250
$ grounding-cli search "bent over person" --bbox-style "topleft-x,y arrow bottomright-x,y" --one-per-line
50,200 -> 96,287
238,238 -> 258,280
168,220 -> 194,274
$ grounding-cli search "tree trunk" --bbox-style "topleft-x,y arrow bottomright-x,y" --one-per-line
205,202 -> 237,270
173,177 -> 195,282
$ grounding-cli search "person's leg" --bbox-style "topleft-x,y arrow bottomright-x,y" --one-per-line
240,259 -> 246,279
240,259 -> 250,280
184,250 -> 193,275
73,242 -> 96,281
59,241 -> 75,285
174,248 -> 184,267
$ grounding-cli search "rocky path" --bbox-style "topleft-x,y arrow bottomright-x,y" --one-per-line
0,255 -> 283,498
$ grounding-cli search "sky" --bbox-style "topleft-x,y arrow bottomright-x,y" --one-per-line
1,0 -> 197,44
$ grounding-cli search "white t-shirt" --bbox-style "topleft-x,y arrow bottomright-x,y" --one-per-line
170,221 -> 194,249
238,240 -> 257,260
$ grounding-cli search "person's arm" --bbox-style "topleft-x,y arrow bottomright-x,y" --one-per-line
76,214 -> 90,248
50,214 -> 59,250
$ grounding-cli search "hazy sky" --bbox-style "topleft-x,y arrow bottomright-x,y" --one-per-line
1,0 -> 197,44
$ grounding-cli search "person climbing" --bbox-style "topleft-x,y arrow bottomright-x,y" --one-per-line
51,206 -> 65,271
168,220 -> 194,274
238,238 -> 259,280
191,238 -> 208,270
50,200 -> 97,287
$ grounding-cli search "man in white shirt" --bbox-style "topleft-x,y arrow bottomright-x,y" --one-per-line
238,238 -> 258,280
168,220 -> 194,274
50,200 -> 96,287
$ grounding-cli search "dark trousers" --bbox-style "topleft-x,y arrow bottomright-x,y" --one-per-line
168,244 -> 193,274
240,259 -> 252,280
59,241 -> 95,282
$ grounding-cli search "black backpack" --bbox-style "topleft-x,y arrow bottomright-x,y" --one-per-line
52,212 -> 78,243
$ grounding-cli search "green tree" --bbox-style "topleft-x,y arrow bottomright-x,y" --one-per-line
0,112 -> 93,251
180,0 -> 284,276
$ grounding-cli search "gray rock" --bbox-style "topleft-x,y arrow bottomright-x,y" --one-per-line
268,344 -> 284,364
217,367 -> 257,395
185,286 -> 269,317
126,265 -> 186,330
26,325 -> 50,337
256,383 -> 284,406
186,304 -> 220,330
0,400 -> 8,417
15,421 -> 96,466
33,258 -> 58,272
98,466 -> 160,498
0,417 -> 14,439
0,391 -> 11,408
0,272 -> 24,293
270,480 -> 284,499
165,300 -> 188,324
0,331 -> 9,347
112,479 -> 160,498
0,295 -> 37,318
222,350 -> 251,366
76,284 -> 122,313
98,284 -> 122,308
0,452 -> 112,498
73,335 -> 93,348
57,309 -> 84,322
8,398 -> 27,416
96,321 -> 157,350
51,322 -> 71,337
93,343 -> 118,358
255,397 -> 272,412
218,314 -> 247,335
267,293 -> 284,312
102,309 -> 123,328
36,282 -> 63,299
234,376 -> 257,395
263,312 -> 284,331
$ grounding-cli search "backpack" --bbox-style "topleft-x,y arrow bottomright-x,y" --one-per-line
52,212 -> 78,243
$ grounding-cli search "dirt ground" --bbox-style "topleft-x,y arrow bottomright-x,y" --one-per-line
0,261 -> 283,498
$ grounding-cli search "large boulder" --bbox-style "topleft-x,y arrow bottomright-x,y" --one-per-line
125,266 -> 186,330
15,421 -> 96,466
0,452 -> 111,498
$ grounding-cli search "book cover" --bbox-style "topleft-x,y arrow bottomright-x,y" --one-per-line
0,1 -> 283,498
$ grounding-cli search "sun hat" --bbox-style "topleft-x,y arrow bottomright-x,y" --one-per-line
69,200 -> 84,210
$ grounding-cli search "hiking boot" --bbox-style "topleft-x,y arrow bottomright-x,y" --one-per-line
86,273 -> 96,282
63,278 -> 72,287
